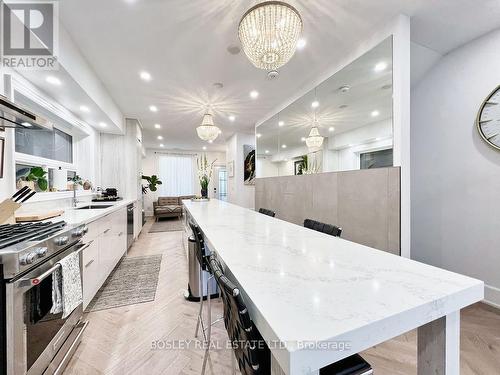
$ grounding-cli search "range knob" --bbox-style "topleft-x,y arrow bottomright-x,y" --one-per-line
35,247 -> 48,258
53,236 -> 69,246
20,252 -> 37,266
72,229 -> 83,237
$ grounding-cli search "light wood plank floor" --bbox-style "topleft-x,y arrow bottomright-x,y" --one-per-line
65,219 -> 500,375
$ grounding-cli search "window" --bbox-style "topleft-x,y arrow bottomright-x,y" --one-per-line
158,154 -> 195,196
218,169 -> 227,201
360,148 -> 393,169
15,127 -> 73,163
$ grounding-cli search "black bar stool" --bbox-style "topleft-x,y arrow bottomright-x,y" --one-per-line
304,218 -> 342,237
258,208 -> 276,217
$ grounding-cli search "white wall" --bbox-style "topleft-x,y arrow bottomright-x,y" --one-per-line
226,133 -> 255,209
411,28 -> 500,307
142,148 -> 226,215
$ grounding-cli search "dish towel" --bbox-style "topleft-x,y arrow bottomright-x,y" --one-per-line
50,251 -> 83,318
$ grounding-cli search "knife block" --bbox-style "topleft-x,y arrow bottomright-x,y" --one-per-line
0,199 -> 22,225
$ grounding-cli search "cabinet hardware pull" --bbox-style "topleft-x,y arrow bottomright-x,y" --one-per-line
104,229 -> 111,234
85,259 -> 94,268
118,232 -> 123,236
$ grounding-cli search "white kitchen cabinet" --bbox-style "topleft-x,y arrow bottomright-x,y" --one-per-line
81,206 -> 128,308
82,238 -> 100,309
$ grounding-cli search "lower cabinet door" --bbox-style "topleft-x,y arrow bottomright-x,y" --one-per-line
82,238 -> 100,309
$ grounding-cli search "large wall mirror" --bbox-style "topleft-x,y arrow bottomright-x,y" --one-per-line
256,37 -> 393,177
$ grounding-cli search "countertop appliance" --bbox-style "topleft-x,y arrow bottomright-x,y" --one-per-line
93,188 -> 121,202
127,203 -> 134,249
0,221 -> 89,375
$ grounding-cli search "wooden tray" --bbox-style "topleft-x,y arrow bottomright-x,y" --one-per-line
15,210 -> 64,222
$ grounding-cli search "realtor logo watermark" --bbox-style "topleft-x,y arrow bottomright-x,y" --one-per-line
1,0 -> 59,69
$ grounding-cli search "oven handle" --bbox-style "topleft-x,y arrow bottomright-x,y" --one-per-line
20,240 -> 93,287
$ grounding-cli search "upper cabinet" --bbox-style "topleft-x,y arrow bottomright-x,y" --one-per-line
256,37 -> 393,177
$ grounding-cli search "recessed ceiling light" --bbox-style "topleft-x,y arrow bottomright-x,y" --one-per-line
339,104 -> 348,109
149,105 -> 158,112
265,150 -> 269,154
46,76 -> 61,85
256,133 -> 262,138
157,135 -> 163,140
281,144 -> 287,149
202,146 -> 207,150
374,62 -> 388,72
297,38 -> 307,49
329,126 -> 335,132
375,137 -> 382,141
311,101 -> 319,108
80,105 -> 90,112
278,121 -> 285,127
371,110 -> 380,117
99,122 -> 107,128
339,85 -> 350,93
160,143 -> 164,147
139,71 -> 152,81
228,115 -> 236,122
250,90 -> 259,99
301,137 -> 306,141
154,123 -> 161,129
21,122 -> 32,127
208,140 -> 213,144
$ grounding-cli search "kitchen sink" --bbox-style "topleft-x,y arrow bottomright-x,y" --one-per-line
77,205 -> 113,210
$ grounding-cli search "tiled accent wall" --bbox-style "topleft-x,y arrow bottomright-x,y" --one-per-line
255,167 -> 400,255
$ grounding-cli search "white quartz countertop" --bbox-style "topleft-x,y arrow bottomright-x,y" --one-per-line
183,199 -> 484,374
58,199 -> 136,227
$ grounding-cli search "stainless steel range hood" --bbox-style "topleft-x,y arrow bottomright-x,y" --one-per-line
0,94 -> 53,130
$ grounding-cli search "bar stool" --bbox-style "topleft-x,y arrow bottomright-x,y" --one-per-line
258,208 -> 276,217
304,218 -> 342,237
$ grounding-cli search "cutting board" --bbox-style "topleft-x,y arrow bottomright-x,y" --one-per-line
15,210 -> 64,222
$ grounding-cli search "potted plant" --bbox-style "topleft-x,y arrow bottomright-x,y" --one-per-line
20,166 -> 48,192
197,154 -> 216,198
141,175 -> 162,194
70,175 -> 84,190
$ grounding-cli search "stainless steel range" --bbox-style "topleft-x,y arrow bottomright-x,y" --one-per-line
0,221 -> 90,375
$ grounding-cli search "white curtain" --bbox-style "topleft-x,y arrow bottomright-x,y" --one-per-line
157,154 -> 196,196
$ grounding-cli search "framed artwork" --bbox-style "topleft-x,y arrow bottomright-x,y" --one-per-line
0,137 -> 4,179
294,160 -> 304,175
228,160 -> 234,177
243,144 -> 255,185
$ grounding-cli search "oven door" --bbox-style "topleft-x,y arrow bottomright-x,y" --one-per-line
5,241 -> 88,375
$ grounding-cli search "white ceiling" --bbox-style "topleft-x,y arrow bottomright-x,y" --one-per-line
54,0 -> 500,151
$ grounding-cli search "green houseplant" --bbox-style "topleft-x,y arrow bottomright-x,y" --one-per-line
26,167 -> 48,191
197,154 -> 216,198
142,175 -> 162,194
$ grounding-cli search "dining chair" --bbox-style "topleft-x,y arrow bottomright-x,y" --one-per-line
304,218 -> 342,237
258,208 -> 276,217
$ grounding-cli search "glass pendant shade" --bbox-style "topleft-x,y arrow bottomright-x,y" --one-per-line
238,1 -> 303,70
196,113 -> 220,142
306,126 -> 324,149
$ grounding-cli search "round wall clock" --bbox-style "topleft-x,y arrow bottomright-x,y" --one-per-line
476,85 -> 500,150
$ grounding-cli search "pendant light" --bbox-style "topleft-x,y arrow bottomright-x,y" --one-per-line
306,88 -> 324,149
238,1 -> 303,71
196,108 -> 220,142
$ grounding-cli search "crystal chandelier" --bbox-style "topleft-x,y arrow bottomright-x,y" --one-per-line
196,113 -> 220,142
305,124 -> 324,149
238,1 -> 303,71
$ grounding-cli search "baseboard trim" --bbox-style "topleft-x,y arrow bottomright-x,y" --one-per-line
484,284 -> 500,309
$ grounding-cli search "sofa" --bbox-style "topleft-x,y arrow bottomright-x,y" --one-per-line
153,196 -> 195,221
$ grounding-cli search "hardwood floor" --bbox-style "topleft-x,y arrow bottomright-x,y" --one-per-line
65,219 -> 500,375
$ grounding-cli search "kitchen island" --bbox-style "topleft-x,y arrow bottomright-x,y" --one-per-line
183,199 -> 484,375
